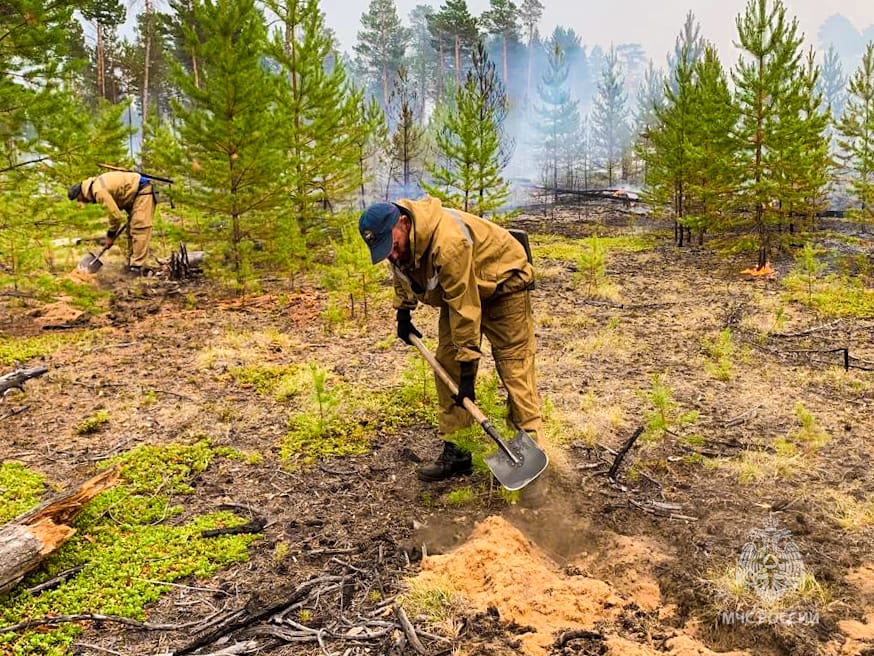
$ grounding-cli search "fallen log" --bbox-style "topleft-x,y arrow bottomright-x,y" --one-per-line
0,367 -> 48,397
0,466 -> 120,595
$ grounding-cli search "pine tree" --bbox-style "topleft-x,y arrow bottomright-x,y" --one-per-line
781,50 -> 831,229
633,61 -> 665,186
549,27 -> 586,105
517,0 -> 543,100
424,42 -> 512,216
819,45 -> 846,122
118,5 -> 174,127
355,94 -> 389,207
644,42 -> 697,243
732,0 -> 806,268
82,0 -> 127,102
616,43 -> 646,95
480,0 -> 520,85
265,0 -> 368,233
427,0 -> 479,88
532,43 -> 581,200
353,0 -> 410,110
171,0 -> 285,282
387,66 -> 428,196
667,11 -> 703,90
683,45 -> 738,243
591,46 -> 629,186
408,4 -> 437,115
159,0 -> 205,89
837,42 -> 874,226
0,2 -> 89,278
0,1 -> 77,171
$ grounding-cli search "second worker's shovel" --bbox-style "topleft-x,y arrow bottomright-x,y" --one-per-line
77,221 -> 128,273
410,335 -> 548,491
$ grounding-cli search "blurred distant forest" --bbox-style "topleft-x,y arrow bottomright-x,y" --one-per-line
1,0 -> 873,282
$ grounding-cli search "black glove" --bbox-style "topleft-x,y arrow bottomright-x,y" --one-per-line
454,361 -> 476,407
396,308 -> 421,345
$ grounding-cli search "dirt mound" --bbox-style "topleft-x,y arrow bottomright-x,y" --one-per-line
837,564 -> 874,655
411,515 -> 751,656
28,296 -> 86,329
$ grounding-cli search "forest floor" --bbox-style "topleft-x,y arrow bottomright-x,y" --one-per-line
2,202 -> 874,656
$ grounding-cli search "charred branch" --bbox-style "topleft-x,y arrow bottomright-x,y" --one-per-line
0,367 -> 48,397
607,426 -> 645,481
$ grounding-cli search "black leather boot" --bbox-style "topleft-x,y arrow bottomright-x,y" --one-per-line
417,441 -> 472,482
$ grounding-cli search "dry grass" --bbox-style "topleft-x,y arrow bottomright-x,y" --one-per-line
822,490 -> 874,530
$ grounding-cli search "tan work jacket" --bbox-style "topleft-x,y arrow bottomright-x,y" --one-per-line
81,171 -> 146,233
392,196 -> 534,363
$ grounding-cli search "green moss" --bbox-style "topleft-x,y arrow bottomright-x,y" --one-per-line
0,332 -> 94,367
281,413 -> 371,464
0,441 -> 260,655
74,410 -> 110,435
99,439 -> 216,494
228,363 -> 299,396
0,462 -> 47,523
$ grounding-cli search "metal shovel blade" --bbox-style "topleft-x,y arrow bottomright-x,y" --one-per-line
484,430 -> 549,491
77,252 -> 104,273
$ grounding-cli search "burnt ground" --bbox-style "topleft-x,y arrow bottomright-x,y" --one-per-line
2,204 -> 874,656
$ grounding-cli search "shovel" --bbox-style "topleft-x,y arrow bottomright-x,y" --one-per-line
409,335 -> 548,491
77,221 -> 128,273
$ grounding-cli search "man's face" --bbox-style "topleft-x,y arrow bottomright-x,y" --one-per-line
388,215 -> 412,266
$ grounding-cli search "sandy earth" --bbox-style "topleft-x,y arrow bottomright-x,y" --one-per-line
2,205 -> 874,655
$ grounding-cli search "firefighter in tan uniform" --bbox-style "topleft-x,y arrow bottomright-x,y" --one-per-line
68,171 -> 156,275
359,197 -> 542,482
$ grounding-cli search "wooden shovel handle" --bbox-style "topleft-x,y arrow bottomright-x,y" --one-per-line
409,335 -> 487,425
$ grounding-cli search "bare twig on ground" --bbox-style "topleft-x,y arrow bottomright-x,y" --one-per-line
394,606 -> 428,655
148,389 -> 195,402
770,320 -> 843,338
0,612 -> 211,634
629,499 -> 698,522
26,564 -> 86,596
85,342 -> 137,353
0,405 -> 29,421
200,515 -> 266,538
72,642 -> 125,656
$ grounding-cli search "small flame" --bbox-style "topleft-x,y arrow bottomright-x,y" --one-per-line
741,262 -> 775,277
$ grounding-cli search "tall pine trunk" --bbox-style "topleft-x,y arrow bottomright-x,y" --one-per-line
142,0 -> 153,125
97,23 -> 106,100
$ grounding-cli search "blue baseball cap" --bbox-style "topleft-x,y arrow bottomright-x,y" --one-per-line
359,202 -> 400,264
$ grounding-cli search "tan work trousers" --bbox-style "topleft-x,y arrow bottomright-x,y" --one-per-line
126,185 -> 156,267
435,289 -> 542,439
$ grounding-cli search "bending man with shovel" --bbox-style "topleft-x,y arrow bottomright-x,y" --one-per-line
68,171 -> 156,276
359,198 -> 546,489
